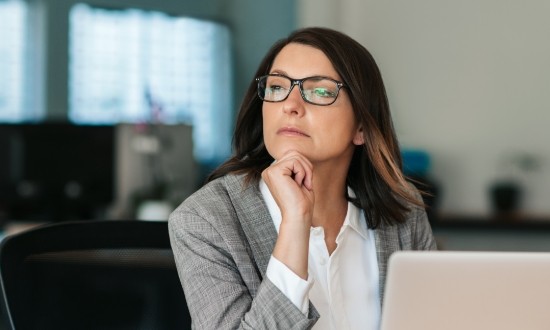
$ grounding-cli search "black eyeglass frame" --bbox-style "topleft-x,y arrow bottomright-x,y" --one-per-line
256,74 -> 346,106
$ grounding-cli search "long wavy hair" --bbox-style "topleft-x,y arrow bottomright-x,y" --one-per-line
208,27 -> 423,228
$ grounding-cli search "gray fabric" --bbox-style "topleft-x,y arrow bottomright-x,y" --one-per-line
169,173 -> 437,329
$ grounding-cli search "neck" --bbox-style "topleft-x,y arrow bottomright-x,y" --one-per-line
310,161 -> 350,229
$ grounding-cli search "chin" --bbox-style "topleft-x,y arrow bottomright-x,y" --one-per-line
271,146 -> 310,161
266,136 -> 317,158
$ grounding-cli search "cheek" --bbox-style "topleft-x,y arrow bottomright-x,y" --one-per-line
261,107 -> 275,150
262,103 -> 280,132
261,107 -> 271,137
261,104 -> 272,123
324,115 -> 359,145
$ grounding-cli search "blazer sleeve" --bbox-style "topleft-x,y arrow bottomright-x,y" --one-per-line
169,207 -> 318,330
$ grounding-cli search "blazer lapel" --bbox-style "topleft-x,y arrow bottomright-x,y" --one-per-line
224,174 -> 277,278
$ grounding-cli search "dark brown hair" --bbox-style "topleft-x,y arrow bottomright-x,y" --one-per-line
208,27 -> 423,227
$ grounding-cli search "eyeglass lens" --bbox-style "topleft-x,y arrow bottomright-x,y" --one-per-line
258,75 -> 341,105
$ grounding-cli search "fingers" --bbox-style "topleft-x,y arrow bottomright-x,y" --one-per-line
274,150 -> 313,190
262,150 -> 315,224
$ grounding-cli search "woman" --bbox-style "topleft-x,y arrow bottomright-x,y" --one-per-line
169,27 -> 437,329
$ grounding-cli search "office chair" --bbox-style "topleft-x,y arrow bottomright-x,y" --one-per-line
0,220 -> 191,330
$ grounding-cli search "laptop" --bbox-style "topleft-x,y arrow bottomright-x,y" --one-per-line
380,251 -> 550,330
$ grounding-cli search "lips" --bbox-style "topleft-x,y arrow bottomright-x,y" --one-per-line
277,127 -> 310,137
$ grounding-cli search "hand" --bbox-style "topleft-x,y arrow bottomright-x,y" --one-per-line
262,150 -> 314,279
261,150 -> 315,225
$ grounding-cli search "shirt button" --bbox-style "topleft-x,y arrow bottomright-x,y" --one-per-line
319,257 -> 326,265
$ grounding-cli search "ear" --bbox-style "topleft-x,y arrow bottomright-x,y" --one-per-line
353,125 -> 365,145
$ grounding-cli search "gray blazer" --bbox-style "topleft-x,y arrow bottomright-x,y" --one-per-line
169,173 -> 437,329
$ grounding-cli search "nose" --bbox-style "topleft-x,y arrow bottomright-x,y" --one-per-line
282,85 -> 306,116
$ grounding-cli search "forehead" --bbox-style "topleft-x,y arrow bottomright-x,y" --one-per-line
270,43 -> 340,80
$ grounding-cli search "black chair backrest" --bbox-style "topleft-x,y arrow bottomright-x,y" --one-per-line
0,220 -> 191,330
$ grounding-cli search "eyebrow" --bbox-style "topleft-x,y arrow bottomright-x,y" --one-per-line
269,69 -> 289,76
268,70 -> 340,81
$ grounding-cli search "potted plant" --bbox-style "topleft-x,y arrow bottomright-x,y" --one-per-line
489,152 -> 541,215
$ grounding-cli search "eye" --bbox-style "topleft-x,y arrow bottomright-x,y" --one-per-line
312,87 -> 337,98
265,76 -> 290,94
267,84 -> 285,91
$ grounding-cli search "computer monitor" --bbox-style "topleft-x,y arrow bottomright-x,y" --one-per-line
0,122 -> 115,222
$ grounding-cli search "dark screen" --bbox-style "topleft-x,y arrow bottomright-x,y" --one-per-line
0,123 -> 115,222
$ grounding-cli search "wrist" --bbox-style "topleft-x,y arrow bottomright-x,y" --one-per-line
274,219 -> 311,279
278,217 -> 311,235
280,209 -> 312,226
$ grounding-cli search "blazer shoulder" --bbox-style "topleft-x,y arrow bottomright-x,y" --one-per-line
168,173 -> 257,231
171,176 -> 230,218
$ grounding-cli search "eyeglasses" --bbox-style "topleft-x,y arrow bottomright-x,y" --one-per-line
256,74 -> 346,106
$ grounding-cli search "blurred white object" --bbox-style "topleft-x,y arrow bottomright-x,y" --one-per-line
136,200 -> 173,221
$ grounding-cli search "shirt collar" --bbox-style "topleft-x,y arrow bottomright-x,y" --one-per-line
343,187 -> 371,240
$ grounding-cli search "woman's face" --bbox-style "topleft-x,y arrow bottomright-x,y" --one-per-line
262,43 -> 364,167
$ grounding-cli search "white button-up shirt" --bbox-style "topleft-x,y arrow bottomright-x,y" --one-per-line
261,180 -> 380,330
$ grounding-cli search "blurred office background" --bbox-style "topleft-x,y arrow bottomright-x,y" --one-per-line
0,0 -> 297,224
1,0 -> 550,249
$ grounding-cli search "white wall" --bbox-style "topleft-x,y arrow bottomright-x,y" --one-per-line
299,0 -> 550,216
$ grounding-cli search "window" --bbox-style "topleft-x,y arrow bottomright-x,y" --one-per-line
0,0 -> 34,122
69,4 -> 233,163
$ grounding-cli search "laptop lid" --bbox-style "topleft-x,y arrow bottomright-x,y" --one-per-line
380,251 -> 550,330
